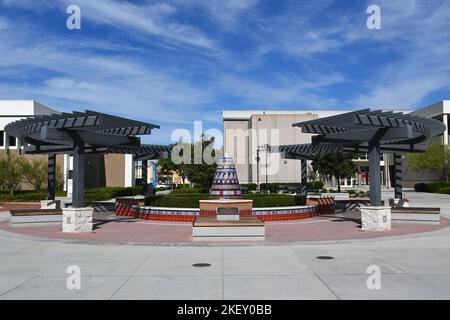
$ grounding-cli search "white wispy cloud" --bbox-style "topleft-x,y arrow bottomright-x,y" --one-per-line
70,0 -> 216,49
351,0 -> 450,108
0,0 -> 449,147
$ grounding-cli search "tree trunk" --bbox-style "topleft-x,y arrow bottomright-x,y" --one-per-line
337,177 -> 341,193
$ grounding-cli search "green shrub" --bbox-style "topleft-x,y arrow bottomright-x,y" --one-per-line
414,183 -> 429,192
0,192 -> 47,202
241,183 -> 257,191
145,195 -> 209,207
307,181 -> 324,190
260,182 -> 302,190
428,182 -> 450,193
414,182 -> 450,193
171,187 -> 208,195
243,194 -> 306,207
143,193 -> 306,208
437,187 -> 450,194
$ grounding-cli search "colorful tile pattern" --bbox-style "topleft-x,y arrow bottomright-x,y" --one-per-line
120,205 -> 335,222
210,156 -> 242,199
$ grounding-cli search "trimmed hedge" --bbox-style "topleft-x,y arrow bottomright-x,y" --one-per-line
145,195 -> 209,208
414,182 -> 450,193
259,181 -> 323,192
171,187 -> 208,195
0,190 -> 67,202
260,182 -> 301,190
0,186 -> 145,203
144,193 -> 307,208
240,183 -> 258,191
307,181 -> 324,190
244,194 -> 306,207
437,187 -> 450,194
84,186 -> 144,203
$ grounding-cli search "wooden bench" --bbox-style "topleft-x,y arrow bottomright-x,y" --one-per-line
9,209 -> 63,227
192,216 -> 265,240
391,207 -> 440,224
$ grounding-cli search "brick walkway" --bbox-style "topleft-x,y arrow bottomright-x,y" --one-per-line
0,210 -> 448,244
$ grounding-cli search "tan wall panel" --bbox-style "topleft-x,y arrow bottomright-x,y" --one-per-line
104,154 -> 126,187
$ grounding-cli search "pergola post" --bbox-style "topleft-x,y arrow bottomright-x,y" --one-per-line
394,153 -> 403,199
72,142 -> 85,208
40,153 -> 61,210
301,159 -> 307,193
368,137 -> 382,206
141,160 -> 149,195
47,154 -> 56,201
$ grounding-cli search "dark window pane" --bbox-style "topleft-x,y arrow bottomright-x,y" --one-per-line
0,130 -> 4,146
9,135 -> 16,147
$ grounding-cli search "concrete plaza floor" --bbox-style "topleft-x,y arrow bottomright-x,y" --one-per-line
0,219 -> 449,299
0,190 -> 449,300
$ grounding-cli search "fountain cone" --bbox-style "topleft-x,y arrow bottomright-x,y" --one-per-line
193,157 -> 264,241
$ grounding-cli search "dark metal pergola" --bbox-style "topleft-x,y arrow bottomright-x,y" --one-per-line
4,110 -> 171,208
276,109 -> 446,206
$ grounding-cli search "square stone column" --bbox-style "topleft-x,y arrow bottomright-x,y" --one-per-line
63,207 -> 93,232
361,206 -> 391,231
40,200 -> 61,210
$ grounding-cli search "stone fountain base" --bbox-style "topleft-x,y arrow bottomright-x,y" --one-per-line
194,199 -> 264,240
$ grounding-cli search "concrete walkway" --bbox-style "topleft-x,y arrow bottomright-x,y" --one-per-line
1,225 -> 449,300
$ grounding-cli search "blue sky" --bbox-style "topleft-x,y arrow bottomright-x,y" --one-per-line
0,0 -> 449,145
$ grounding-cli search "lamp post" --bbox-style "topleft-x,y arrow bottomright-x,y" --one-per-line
265,144 -> 271,186
256,148 -> 260,190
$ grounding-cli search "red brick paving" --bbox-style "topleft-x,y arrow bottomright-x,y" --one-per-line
0,210 -> 449,244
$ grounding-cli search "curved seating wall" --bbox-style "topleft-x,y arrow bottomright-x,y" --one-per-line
115,198 -> 335,222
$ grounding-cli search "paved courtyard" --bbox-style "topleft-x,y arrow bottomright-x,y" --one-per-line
0,190 -> 449,300
0,220 -> 449,299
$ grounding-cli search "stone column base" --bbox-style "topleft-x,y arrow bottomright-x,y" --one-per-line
40,200 -> 61,210
361,206 -> 391,231
63,207 -> 93,233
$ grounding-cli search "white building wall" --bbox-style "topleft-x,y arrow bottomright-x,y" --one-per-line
124,154 -> 135,187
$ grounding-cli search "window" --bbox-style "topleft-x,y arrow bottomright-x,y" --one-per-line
8,135 -> 17,147
0,130 -> 4,147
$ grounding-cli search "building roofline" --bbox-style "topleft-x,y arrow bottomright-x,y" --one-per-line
223,108 -> 414,120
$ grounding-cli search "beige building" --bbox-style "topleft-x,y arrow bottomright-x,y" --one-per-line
0,100 -> 135,191
223,110 -> 353,184
223,102 -> 449,188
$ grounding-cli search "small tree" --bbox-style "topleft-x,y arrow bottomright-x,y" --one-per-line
0,151 -> 23,195
19,158 -> 48,191
311,153 -> 357,192
56,164 -> 65,191
406,141 -> 450,182
183,136 -> 218,188
158,143 -> 189,186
